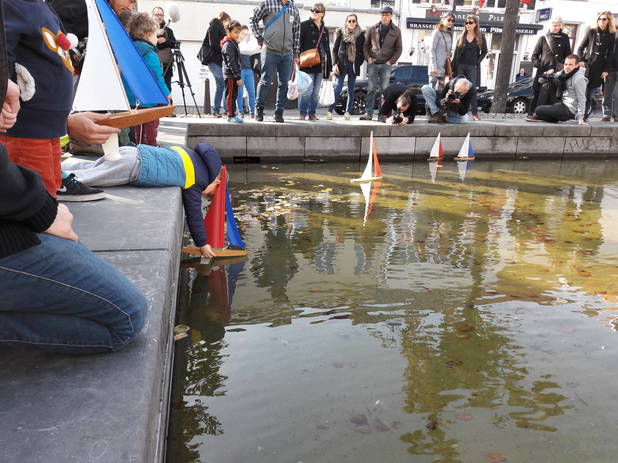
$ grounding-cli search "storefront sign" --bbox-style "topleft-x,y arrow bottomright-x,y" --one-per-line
537,8 -> 552,22
425,10 -> 505,23
409,17 -> 542,35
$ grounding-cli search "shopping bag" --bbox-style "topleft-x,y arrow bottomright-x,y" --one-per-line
296,68 -> 312,95
287,66 -> 299,100
318,77 -> 335,106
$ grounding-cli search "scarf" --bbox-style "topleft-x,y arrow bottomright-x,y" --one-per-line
556,66 -> 580,94
342,25 -> 361,63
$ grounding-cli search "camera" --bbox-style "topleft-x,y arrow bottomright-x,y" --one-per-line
538,71 -> 558,85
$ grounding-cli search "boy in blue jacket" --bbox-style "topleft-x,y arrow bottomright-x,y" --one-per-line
61,142 -> 223,259
126,12 -> 171,145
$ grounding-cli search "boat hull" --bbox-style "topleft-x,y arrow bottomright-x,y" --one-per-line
97,106 -> 176,129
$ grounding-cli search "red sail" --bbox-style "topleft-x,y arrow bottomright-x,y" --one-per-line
372,139 -> 382,177
204,166 -> 227,248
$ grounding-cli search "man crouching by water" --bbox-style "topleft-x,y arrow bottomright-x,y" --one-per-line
526,54 -> 588,125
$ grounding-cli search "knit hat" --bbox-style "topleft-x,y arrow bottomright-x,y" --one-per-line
193,142 -> 223,184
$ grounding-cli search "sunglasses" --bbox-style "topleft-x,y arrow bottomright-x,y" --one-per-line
347,19 -> 356,23
446,18 -> 454,23
598,17 -> 609,21
465,21 -> 476,25
311,9 -> 324,13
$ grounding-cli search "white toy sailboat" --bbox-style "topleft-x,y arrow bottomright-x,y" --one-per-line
182,166 -> 248,259
428,159 -> 443,183
351,131 -> 382,183
427,133 -> 444,162
453,133 -> 476,161
73,0 -> 174,161
359,180 -> 381,225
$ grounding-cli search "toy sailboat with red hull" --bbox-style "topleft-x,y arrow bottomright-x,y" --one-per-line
182,166 -> 248,258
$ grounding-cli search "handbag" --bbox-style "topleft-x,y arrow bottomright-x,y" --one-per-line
197,36 -> 213,65
444,57 -> 453,78
296,68 -> 312,95
299,26 -> 325,68
318,77 -> 335,106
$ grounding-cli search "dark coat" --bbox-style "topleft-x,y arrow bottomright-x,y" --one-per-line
610,35 -> 618,72
451,34 -> 487,91
204,17 -> 226,66
332,28 -> 365,76
299,19 -> 332,77
363,21 -> 402,64
577,27 -> 615,88
221,38 -> 242,80
531,31 -> 571,75
378,85 -> 417,123
437,75 -> 476,116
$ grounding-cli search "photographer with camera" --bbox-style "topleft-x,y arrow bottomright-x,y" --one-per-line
526,54 -> 587,125
421,75 -> 475,124
153,6 -> 177,94
528,17 -> 571,117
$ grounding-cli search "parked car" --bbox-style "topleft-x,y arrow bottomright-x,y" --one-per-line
333,65 -> 429,116
477,77 -> 603,114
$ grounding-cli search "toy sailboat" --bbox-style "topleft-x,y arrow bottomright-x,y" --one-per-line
359,180 -> 381,225
428,160 -> 443,183
351,131 -> 382,183
453,133 -> 475,161
457,159 -> 473,181
73,0 -> 174,161
427,133 -> 444,162
182,166 -> 248,258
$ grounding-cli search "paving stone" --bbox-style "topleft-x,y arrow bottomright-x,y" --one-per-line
247,136 -> 305,161
305,137 -> 361,160
362,136 -> 415,160
187,136 -> 247,160
516,137 -> 566,158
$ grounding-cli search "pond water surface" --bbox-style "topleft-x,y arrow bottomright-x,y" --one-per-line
167,160 -> 618,463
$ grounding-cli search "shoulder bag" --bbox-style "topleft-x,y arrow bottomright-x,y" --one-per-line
300,26 -> 325,68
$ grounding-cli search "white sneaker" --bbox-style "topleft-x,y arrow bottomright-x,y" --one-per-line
344,112 -> 351,120
325,112 -> 333,120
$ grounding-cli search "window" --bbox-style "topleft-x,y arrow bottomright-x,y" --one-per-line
562,23 -> 578,52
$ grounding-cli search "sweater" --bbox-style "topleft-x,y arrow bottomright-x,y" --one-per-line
0,143 -> 58,259
429,29 -> 453,77
250,0 -> 301,57
124,39 -> 170,108
4,0 -> 74,139
558,68 -> 588,121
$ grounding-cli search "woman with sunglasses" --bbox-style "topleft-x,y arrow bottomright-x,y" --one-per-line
577,11 -> 616,121
326,14 -> 365,120
451,15 -> 487,121
429,13 -> 455,91
298,3 -> 332,120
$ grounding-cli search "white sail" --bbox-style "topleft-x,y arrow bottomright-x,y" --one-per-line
360,181 -> 371,226
429,162 -> 438,183
360,131 -> 374,179
429,133 -> 442,158
73,0 -> 129,111
456,133 -> 471,158
457,160 -> 468,181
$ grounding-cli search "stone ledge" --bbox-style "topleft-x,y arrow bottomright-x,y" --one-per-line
0,187 -> 184,463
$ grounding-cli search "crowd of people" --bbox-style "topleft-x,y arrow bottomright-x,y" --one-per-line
196,1 -> 617,126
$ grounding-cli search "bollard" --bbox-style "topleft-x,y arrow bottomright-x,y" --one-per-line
203,77 -> 211,115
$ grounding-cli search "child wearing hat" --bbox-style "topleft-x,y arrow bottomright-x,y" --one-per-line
62,142 -> 223,258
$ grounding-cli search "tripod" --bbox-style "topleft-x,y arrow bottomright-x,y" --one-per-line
165,47 -> 201,117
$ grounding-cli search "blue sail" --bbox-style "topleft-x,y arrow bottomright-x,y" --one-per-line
226,261 -> 246,306
225,183 -> 245,249
94,0 -> 168,106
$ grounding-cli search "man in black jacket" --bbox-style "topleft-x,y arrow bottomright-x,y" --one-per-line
421,75 -> 475,123
528,17 -> 571,116
0,4 -> 147,353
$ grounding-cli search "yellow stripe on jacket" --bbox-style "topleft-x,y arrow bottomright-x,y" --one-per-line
170,146 -> 195,189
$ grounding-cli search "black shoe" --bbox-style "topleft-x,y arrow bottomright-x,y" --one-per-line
57,174 -> 105,202
274,111 -> 284,123
256,107 -> 264,122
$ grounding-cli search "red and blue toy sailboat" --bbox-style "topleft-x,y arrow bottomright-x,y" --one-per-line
183,166 -> 248,258
453,133 -> 476,161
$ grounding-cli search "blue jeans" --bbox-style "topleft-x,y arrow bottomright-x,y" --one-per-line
299,72 -> 323,117
237,68 -> 256,115
329,60 -> 356,113
0,234 -> 148,354
421,85 -> 470,124
208,63 -> 225,114
455,63 -> 479,116
366,63 -> 391,116
256,52 -> 293,113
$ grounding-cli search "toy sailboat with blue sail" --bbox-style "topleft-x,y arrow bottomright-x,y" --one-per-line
182,166 -> 248,258
453,133 -> 476,161
73,0 -> 174,160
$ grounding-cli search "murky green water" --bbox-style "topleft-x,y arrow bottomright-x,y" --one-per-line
167,160 -> 618,463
